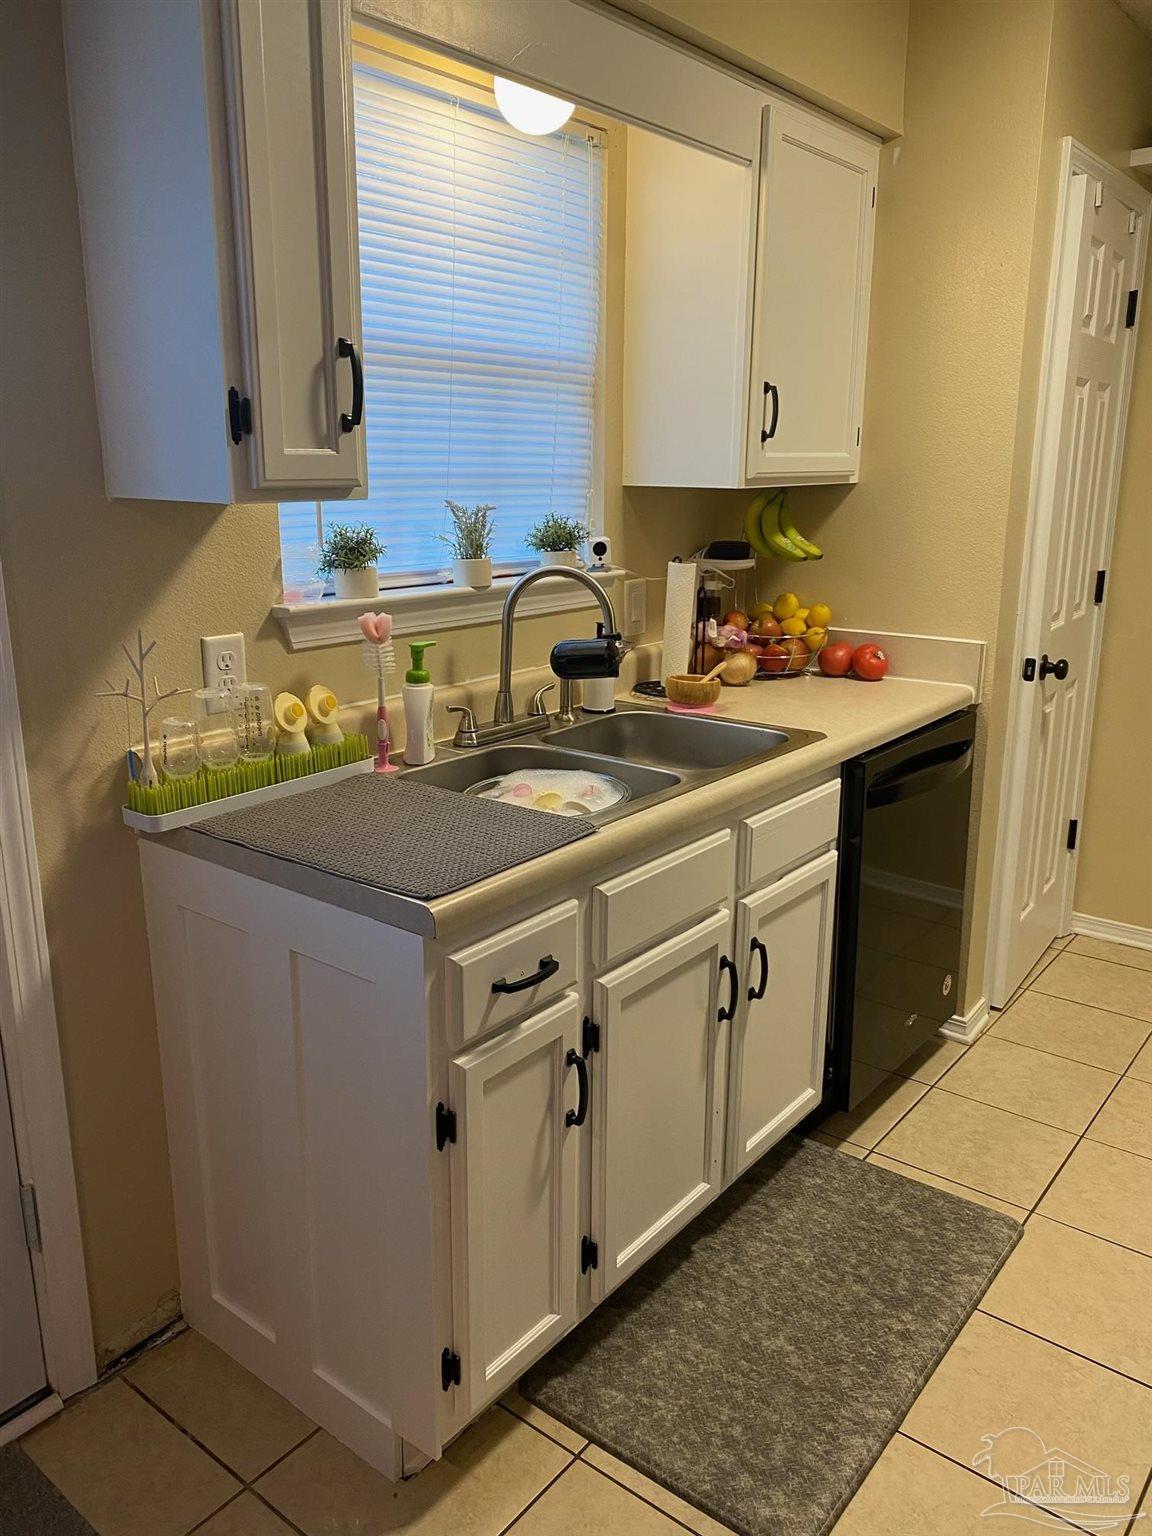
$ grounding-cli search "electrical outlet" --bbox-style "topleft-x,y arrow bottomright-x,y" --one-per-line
200,633 -> 247,712
623,578 -> 647,638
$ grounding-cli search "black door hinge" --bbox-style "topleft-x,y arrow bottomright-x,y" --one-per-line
1126,289 -> 1139,328
581,1016 -> 600,1055
1022,657 -> 1037,682
581,1235 -> 599,1274
440,1347 -> 461,1391
435,1102 -> 457,1151
1094,569 -> 1107,605
1067,818 -> 1079,851
227,386 -> 252,445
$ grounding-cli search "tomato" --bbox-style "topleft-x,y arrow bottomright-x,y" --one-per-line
818,641 -> 854,678
852,643 -> 890,682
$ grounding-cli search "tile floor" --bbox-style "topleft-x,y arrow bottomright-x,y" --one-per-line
16,934 -> 1152,1535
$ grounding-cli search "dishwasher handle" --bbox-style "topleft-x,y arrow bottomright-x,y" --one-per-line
867,740 -> 974,808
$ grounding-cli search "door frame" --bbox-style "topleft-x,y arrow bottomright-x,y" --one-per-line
989,138 -> 1150,1007
0,555 -> 95,1418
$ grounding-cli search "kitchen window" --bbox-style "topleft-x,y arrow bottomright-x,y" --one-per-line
278,44 -> 605,593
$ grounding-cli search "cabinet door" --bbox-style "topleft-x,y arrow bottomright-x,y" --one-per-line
592,908 -> 731,1295
226,0 -> 367,496
746,105 -> 877,482
450,994 -> 582,1415
727,850 -> 837,1181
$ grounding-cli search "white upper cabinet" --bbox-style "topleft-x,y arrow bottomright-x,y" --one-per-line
63,0 -> 367,503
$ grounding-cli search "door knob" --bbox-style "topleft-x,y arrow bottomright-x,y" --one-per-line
1038,654 -> 1070,681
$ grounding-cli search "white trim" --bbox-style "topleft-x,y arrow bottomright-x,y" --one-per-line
939,996 -> 991,1046
273,566 -> 625,652
0,1392 -> 64,1446
1072,913 -> 1152,953
988,139 -> 1151,1008
1130,148 -> 1152,170
0,560 -> 96,1400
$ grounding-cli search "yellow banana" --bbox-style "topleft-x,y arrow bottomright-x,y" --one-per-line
762,491 -> 808,562
743,491 -> 776,557
777,495 -> 823,560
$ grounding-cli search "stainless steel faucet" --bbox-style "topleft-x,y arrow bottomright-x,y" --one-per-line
493,567 -> 620,725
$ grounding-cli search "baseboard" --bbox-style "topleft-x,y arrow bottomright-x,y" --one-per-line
0,1393 -> 62,1446
1072,912 -> 1152,952
939,996 -> 991,1045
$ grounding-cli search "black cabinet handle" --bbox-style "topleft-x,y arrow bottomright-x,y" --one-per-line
338,336 -> 364,432
761,381 -> 779,443
718,955 -> 739,1023
748,937 -> 769,1001
1038,654 -> 1070,681
491,954 -> 559,995
565,1048 -> 589,1127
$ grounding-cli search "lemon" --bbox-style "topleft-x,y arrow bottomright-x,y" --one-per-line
804,626 -> 828,651
773,591 -> 800,621
808,602 -> 832,628
780,615 -> 807,637
796,607 -> 810,623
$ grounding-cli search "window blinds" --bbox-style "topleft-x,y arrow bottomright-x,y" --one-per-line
279,60 -> 604,586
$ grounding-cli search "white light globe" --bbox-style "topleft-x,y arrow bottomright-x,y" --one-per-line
493,77 -> 575,136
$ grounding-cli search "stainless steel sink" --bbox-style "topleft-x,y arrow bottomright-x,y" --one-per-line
541,710 -> 791,771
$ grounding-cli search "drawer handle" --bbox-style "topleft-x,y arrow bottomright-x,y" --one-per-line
337,336 -> 364,432
491,954 -> 560,995
748,937 -> 769,1001
717,955 -> 739,1023
565,1048 -> 589,1127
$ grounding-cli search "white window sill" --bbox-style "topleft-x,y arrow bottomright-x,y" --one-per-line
272,568 -> 625,652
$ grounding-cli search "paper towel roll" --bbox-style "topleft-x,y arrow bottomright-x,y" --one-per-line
662,561 -> 698,678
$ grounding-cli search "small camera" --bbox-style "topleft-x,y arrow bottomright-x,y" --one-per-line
587,535 -> 612,570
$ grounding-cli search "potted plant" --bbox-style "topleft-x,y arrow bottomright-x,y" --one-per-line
317,523 -> 386,600
439,500 -> 496,590
525,513 -> 590,568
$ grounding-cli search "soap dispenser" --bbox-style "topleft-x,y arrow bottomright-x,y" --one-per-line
401,640 -> 437,765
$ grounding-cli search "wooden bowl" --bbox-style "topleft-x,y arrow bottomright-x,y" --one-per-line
664,672 -> 722,707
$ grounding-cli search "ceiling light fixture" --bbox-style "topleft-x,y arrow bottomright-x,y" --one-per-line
493,76 -> 575,136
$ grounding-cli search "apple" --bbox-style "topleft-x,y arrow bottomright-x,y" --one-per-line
723,609 -> 750,631
780,636 -> 811,673
758,642 -> 788,675
748,615 -> 784,639
818,641 -> 854,678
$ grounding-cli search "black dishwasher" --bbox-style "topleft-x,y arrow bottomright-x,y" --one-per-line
826,708 -> 977,1112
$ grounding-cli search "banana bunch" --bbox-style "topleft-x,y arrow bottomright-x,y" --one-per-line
743,489 -> 822,562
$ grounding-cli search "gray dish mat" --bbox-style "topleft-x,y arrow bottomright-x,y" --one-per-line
521,1136 -> 1021,1536
193,772 -> 595,902
0,1443 -> 98,1536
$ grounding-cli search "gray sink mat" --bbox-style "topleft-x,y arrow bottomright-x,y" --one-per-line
521,1136 -> 1020,1536
193,772 -> 595,902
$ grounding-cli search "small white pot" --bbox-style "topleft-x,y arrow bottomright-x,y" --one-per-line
539,549 -> 579,568
333,567 -> 379,600
451,556 -> 493,590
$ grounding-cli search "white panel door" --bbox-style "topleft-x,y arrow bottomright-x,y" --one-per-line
592,908 -> 731,1296
1003,169 -> 1148,993
226,0 -> 367,495
726,852 -> 837,1182
0,1041 -> 46,1420
450,994 -> 582,1416
746,105 -> 877,481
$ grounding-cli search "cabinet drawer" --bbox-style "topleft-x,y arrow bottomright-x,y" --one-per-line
592,830 -> 732,969
446,901 -> 579,1043
738,780 -> 840,891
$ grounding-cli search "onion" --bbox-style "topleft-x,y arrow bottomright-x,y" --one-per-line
716,624 -> 748,649
721,650 -> 759,686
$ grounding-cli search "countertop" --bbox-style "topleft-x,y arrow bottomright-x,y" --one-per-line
161,675 -> 974,941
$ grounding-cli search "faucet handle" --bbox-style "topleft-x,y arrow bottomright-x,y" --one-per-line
447,704 -> 478,747
528,683 -> 555,718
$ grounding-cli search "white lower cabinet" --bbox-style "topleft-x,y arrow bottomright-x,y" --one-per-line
591,908 -> 731,1295
726,851 -> 838,1181
449,993 -> 583,1416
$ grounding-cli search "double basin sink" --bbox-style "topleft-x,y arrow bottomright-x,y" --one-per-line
401,704 -> 824,825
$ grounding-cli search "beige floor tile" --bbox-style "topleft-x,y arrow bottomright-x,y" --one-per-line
126,1328 -> 315,1481
513,1460 -> 685,1534
866,1153 -> 1027,1220
581,1444 -> 734,1536
875,1090 -> 1075,1208
990,990 -> 1150,1073
831,1432 -> 1071,1535
1033,952 -> 1152,1023
1071,934 -> 1152,972
807,1131 -> 868,1159
979,1215 -> 1152,1384
500,1388 -> 587,1453
820,1075 -> 928,1150
1129,1034 -> 1152,1082
891,1036 -> 967,1085
1011,947 -> 1061,1001
902,1312 -> 1152,1527
937,1037 -> 1117,1133
196,1493 -> 299,1535
256,1409 -> 569,1534
1038,1139 -> 1152,1256
1086,1076 -> 1152,1160
21,1378 -> 240,1536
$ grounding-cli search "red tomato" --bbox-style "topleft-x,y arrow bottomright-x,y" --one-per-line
818,641 -> 853,678
852,643 -> 890,681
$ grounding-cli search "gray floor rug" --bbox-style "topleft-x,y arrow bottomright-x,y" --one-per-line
521,1137 -> 1021,1536
0,1443 -> 97,1535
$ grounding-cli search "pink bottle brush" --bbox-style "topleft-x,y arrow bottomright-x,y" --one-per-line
358,612 -> 400,773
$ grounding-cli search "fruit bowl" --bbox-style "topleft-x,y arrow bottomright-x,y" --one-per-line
751,639 -> 821,679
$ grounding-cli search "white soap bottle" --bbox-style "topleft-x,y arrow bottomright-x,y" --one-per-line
401,640 -> 437,765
